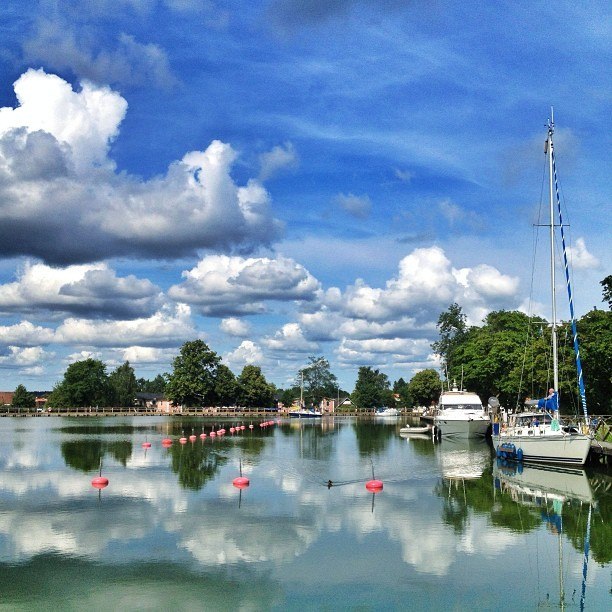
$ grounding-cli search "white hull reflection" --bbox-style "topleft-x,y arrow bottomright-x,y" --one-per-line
437,438 -> 491,480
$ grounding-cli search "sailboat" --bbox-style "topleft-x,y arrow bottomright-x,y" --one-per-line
492,111 -> 592,466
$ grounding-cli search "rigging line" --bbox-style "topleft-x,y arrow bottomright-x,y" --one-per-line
551,147 -> 588,419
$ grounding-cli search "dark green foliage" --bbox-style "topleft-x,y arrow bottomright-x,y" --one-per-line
108,361 -> 138,407
236,365 -> 274,407
407,369 -> 441,406
137,374 -> 166,393
12,384 -> 35,408
431,303 -> 467,372
600,274 -> 612,309
574,309 -> 612,414
351,366 -> 393,409
214,364 -> 237,405
47,358 -> 111,408
393,377 -> 412,407
280,386 -> 300,407
165,340 -> 221,406
297,356 -> 338,406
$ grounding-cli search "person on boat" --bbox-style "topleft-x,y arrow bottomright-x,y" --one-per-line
537,388 -> 558,412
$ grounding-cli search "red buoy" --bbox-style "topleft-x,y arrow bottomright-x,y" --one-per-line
91,476 -> 109,489
162,438 -> 172,447
210,431 -> 216,437
179,437 -> 187,444
142,441 -> 152,448
365,479 -> 383,492
200,433 -> 207,439
233,476 -> 250,489
189,435 -> 197,442
230,427 -> 235,434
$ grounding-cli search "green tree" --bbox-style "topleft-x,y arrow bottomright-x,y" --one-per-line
298,356 -> 338,406
109,361 -> 138,407
575,309 -> 612,414
432,303 -> 467,373
600,274 -> 612,309
279,386 -> 300,408
12,384 -> 35,408
352,366 -> 393,409
48,358 -> 111,407
137,374 -> 167,393
407,369 -> 442,406
237,365 -> 275,407
165,340 -> 221,406
214,364 -> 237,406
393,377 -> 412,407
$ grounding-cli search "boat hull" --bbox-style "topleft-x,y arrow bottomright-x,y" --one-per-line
434,414 -> 490,438
492,433 -> 591,466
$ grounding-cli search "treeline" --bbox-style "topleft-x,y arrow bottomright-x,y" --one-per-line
7,277 -> 611,413
435,304 -> 611,415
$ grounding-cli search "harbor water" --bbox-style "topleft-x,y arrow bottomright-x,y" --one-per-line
0,416 -> 609,611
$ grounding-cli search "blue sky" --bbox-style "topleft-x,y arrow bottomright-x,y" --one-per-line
0,0 -> 609,393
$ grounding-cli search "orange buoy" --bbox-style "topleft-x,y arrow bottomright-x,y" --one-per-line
365,479 -> 383,492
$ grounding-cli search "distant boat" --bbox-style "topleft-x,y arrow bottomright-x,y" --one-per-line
492,111 -> 591,466
433,384 -> 490,438
289,408 -> 322,418
374,407 -> 400,417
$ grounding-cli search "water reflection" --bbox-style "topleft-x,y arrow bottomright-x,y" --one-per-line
0,417 -> 609,610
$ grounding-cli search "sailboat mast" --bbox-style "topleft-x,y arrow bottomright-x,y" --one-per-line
547,109 -> 559,393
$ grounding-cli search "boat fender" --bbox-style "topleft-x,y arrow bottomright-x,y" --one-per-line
516,448 -> 523,462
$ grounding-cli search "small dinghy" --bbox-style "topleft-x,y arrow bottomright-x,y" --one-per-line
399,424 -> 431,435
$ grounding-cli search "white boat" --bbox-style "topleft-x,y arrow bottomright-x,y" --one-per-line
289,408 -> 322,418
433,385 -> 490,438
374,407 -> 400,417
492,111 -> 591,466
399,424 -> 431,435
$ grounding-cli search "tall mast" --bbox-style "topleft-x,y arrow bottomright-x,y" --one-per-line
547,108 -> 559,394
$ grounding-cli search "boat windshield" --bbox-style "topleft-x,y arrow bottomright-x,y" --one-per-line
515,413 -> 552,426
440,404 -> 482,410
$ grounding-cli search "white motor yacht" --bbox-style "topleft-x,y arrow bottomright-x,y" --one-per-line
433,385 -> 490,438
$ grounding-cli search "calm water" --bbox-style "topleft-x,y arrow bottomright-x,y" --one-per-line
0,416 -> 609,611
